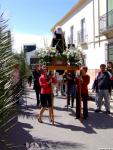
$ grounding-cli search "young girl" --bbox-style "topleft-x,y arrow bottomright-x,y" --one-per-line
38,69 -> 57,125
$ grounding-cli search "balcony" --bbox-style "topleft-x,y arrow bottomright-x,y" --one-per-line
100,9 -> 113,38
77,30 -> 88,49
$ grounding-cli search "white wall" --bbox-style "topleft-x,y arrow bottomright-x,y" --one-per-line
62,0 -> 94,45
26,50 -> 36,65
99,0 -> 107,16
61,0 -> 107,70
85,41 -> 107,69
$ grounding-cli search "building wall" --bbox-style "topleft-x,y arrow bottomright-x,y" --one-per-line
58,0 -> 109,87
99,0 -> 107,16
26,50 -> 36,65
61,0 -> 108,68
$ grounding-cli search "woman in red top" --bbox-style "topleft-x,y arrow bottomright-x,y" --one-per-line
38,69 -> 57,124
76,66 -> 90,119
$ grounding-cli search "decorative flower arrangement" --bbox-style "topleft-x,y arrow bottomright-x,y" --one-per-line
63,48 -> 85,65
36,47 -> 85,66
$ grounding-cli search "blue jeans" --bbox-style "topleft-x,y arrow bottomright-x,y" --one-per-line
97,89 -> 110,111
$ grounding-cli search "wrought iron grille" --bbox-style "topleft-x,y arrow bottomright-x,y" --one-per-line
77,30 -> 88,44
100,9 -> 113,33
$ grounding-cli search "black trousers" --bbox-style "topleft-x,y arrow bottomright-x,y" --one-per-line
76,92 -> 88,118
35,89 -> 40,106
34,80 -> 41,106
67,85 -> 76,107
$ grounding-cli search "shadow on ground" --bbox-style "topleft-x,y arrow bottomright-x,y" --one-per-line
0,99 -> 36,150
26,138 -> 86,150
53,105 -> 113,134
0,121 -> 34,150
0,105 -> 86,150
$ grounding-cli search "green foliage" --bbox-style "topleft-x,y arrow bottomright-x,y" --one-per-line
0,12 -> 28,148
0,14 -> 17,132
14,51 -> 27,78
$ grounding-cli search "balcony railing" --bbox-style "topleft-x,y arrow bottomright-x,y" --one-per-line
77,30 -> 88,45
100,9 -> 113,33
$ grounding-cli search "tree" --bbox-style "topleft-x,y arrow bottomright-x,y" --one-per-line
0,13 -> 17,146
0,12 -> 29,148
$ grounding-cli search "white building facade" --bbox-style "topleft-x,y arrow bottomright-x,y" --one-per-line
52,0 -> 113,86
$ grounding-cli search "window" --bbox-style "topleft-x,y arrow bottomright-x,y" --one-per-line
108,43 -> 113,62
107,0 -> 113,28
108,0 -> 113,12
63,31 -> 65,37
70,26 -> 74,44
81,18 -> 86,42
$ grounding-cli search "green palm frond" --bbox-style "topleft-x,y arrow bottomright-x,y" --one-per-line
0,14 -> 17,132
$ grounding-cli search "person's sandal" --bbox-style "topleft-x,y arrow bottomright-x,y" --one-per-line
49,118 -> 54,125
50,119 -> 54,125
52,120 -> 54,125
38,117 -> 43,123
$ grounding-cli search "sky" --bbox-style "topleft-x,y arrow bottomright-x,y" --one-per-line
0,0 -> 78,52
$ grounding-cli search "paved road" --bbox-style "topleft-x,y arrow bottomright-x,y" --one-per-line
4,86 -> 113,150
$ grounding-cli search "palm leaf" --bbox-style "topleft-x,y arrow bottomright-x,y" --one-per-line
0,14 -> 17,134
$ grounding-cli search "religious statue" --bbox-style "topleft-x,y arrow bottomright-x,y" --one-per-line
51,26 -> 66,53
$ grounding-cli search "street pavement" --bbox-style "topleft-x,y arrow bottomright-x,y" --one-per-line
4,86 -> 113,150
